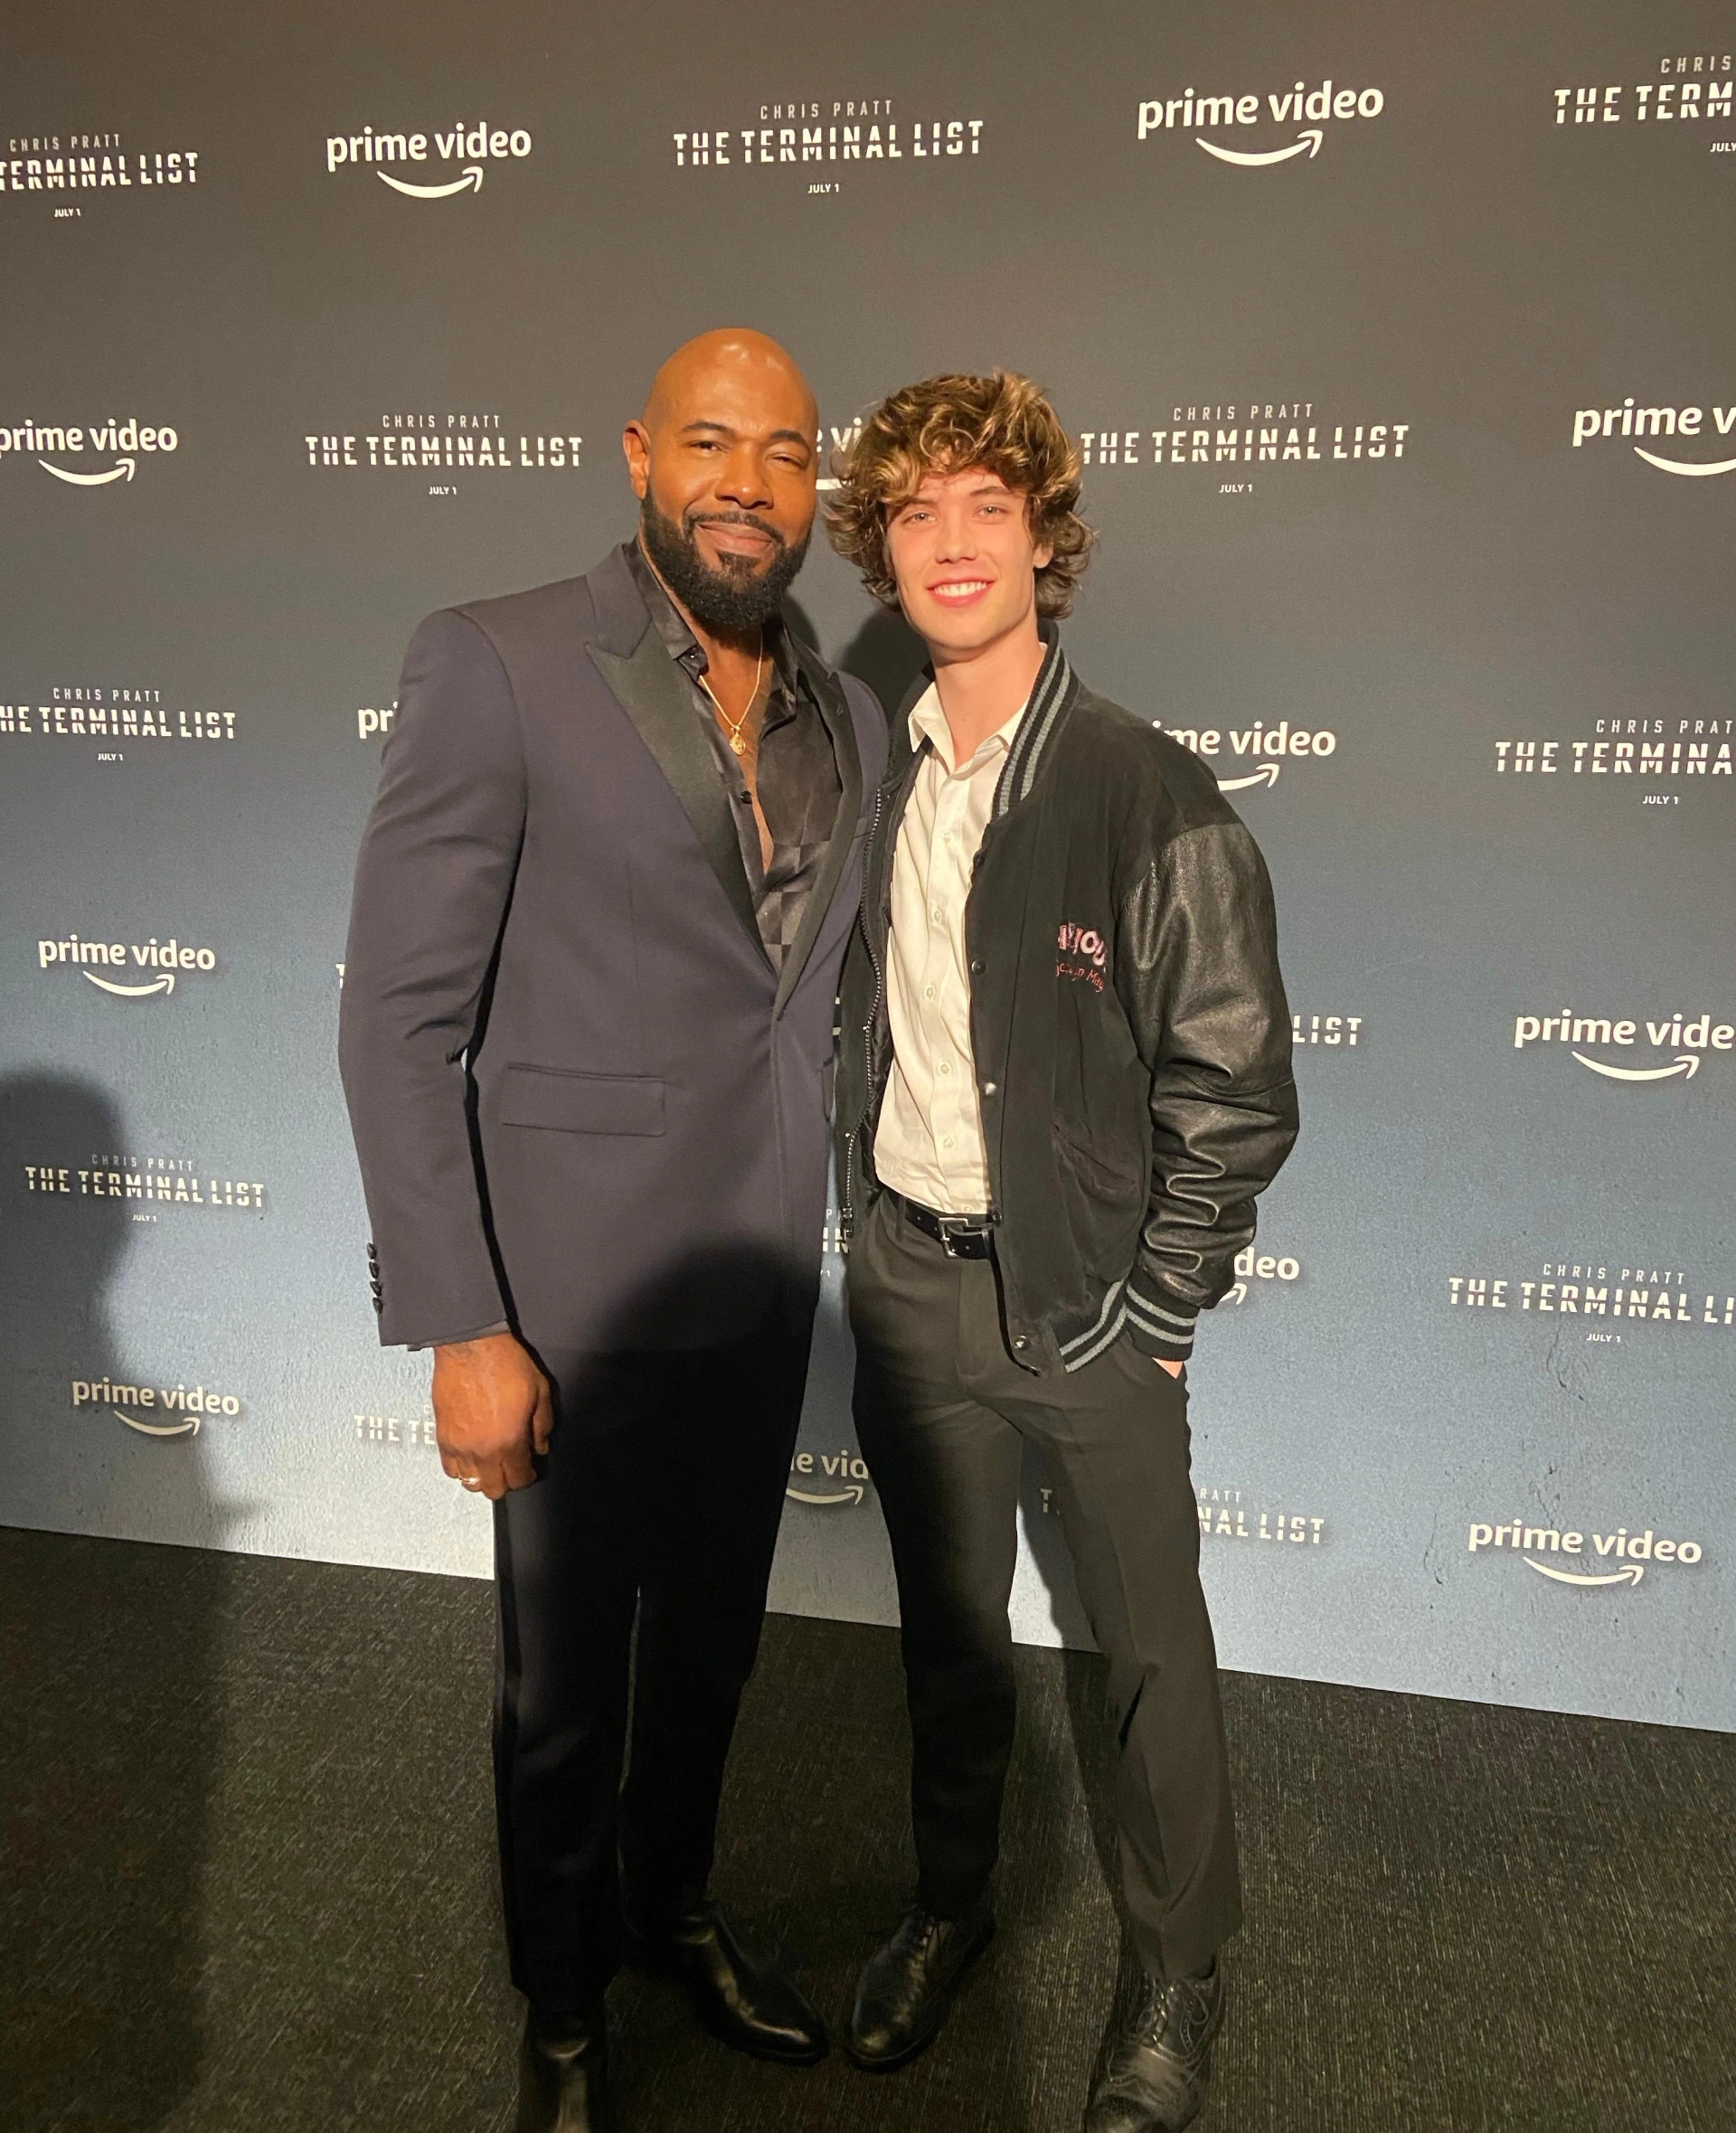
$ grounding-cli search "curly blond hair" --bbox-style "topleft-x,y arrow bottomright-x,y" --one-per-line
825,370 -> 1094,619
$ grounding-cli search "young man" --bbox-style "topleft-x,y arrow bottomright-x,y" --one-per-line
826,372 -> 1297,2131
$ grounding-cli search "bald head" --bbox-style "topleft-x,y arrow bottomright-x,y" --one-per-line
625,327 -> 820,637
641,327 -> 817,436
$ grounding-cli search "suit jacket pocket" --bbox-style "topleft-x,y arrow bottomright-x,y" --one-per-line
498,1064 -> 666,1136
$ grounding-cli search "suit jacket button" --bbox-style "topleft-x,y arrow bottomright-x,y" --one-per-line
1012,1334 -> 1029,1351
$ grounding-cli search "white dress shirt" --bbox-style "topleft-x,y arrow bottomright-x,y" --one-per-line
874,681 -> 1029,1214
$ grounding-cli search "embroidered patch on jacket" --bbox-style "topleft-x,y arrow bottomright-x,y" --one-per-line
1055,921 -> 1108,993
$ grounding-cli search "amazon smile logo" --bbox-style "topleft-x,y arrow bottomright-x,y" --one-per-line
2,417 -> 178,486
788,1445 -> 872,1505
72,1373 -> 241,1439
38,932 -> 217,996
1222,1245 -> 1302,1309
325,121 -> 533,197
1467,1517 -> 1703,1587
1137,78 -> 1384,163
1154,716 -> 1338,793
1513,1009 -> 1732,1083
1571,398 -> 1736,477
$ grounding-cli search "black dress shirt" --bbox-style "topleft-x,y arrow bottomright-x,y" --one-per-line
627,540 -> 842,971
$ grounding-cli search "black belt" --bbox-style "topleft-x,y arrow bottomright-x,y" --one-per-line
889,1189 -> 998,1260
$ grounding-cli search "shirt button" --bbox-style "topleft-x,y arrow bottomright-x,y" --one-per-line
924,985 -> 936,1000
939,1061 -> 951,1076
942,1136 -> 956,1149
932,907 -> 943,923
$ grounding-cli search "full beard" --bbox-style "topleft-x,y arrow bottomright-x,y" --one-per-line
639,494 -> 810,634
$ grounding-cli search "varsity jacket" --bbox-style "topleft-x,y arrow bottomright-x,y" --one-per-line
835,633 -> 1298,1370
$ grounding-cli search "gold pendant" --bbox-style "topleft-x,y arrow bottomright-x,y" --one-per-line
729,731 -> 748,755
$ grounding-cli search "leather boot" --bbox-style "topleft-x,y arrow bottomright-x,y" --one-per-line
845,1899 -> 995,2071
1083,1959 -> 1223,2132
631,1897 -> 827,2063
516,2005 -> 612,2133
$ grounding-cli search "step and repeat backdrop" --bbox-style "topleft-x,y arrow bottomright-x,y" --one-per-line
2,0 -> 1731,1731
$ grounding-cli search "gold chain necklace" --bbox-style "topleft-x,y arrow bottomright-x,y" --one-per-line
697,638 -> 765,757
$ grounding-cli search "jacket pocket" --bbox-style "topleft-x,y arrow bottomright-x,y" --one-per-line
1053,1123 -> 1141,1203
498,1064 -> 665,1136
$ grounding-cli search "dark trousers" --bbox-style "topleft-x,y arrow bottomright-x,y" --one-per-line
492,1331 -> 810,2013
847,1193 -> 1241,1984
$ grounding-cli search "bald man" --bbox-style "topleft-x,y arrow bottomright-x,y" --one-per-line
340,331 -> 887,2131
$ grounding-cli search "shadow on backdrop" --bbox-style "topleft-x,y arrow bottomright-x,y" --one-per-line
0,1071 -> 235,2131
837,604 -> 929,721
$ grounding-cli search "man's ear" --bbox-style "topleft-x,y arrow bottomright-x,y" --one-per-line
622,420 -> 652,502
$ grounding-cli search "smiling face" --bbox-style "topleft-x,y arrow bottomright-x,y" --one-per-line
883,467 -> 1054,663
625,329 -> 818,633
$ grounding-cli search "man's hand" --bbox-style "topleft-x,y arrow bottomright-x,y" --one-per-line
432,1331 -> 553,1500
1155,1357 -> 1185,1379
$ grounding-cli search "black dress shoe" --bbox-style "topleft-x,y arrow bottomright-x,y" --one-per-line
516,2006 -> 612,2133
845,1900 -> 995,2071
1083,1959 -> 1224,2132
633,1899 -> 827,2064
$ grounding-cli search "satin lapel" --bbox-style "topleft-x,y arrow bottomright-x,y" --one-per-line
774,642 -> 865,1012
588,629 -> 763,955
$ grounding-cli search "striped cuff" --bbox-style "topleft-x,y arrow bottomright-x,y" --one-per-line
1123,1285 -> 1198,1363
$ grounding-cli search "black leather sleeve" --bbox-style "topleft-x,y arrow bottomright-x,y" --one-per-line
1117,820 -> 1299,1360
337,609 -> 526,1348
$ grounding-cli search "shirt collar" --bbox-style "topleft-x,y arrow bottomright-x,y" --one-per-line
906,679 -> 1032,774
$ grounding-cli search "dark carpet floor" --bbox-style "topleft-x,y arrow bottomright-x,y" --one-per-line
0,1527 -> 1731,2133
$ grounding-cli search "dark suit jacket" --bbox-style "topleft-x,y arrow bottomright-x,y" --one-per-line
338,543 -> 886,1356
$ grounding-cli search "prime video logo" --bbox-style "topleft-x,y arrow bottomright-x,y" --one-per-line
1571,396 -> 1736,476
1514,1007 -> 1733,1082
1,416 -> 178,486
1467,1516 -> 1703,1588
1136,78 -> 1384,165
326,121 -> 533,199
1154,715 -> 1337,794
72,1373 -> 241,1438
39,932 -> 216,996
788,1445 -> 870,1505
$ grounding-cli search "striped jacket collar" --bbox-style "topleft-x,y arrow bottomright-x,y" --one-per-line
992,631 -> 1074,818
890,629 -> 1077,815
